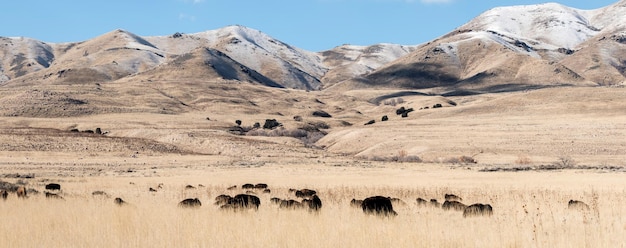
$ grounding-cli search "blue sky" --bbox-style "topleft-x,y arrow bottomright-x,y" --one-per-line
0,0 -> 617,51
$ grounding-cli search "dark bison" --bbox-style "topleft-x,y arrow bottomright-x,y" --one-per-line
262,189 -> 271,194
1,190 -> 8,200
45,183 -> 61,191
295,189 -> 317,199
185,185 -> 196,190
228,194 -> 260,209
416,198 -> 428,206
114,197 -> 127,206
254,183 -> 268,189
179,198 -> 202,208
442,200 -> 467,211
45,192 -> 64,200
149,187 -> 157,192
16,186 -> 27,198
270,197 -> 282,204
279,199 -> 303,209
444,194 -> 462,202
92,191 -> 110,198
214,194 -> 233,205
307,195 -> 322,211
463,203 -> 493,217
568,200 -> 590,210
350,199 -> 364,208
241,184 -> 255,189
430,199 -> 441,208
362,196 -> 397,216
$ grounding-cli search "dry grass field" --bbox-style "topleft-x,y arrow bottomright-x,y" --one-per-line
1,85 -> 625,247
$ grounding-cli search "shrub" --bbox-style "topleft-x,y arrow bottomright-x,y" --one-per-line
312,110 -> 332,118
553,156 -> 577,168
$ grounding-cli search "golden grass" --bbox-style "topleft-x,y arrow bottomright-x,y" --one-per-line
1,167 -> 624,248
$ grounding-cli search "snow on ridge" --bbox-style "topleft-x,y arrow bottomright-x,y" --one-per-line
462,2 -> 599,49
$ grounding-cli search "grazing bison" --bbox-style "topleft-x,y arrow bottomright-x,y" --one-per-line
362,196 -> 397,216
1,190 -> 8,200
416,198 -> 428,206
16,186 -> 27,198
463,203 -> 493,217
179,198 -> 202,208
45,192 -> 64,200
350,199 -> 364,208
568,200 -> 590,211
442,200 -> 467,211
430,199 -> 441,208
185,185 -> 196,190
114,197 -> 127,206
214,194 -> 233,205
92,191 -> 110,198
149,187 -> 157,192
279,199 -> 303,209
270,197 -> 282,204
241,184 -> 255,189
45,183 -> 61,191
254,183 -> 268,189
262,189 -> 271,194
307,195 -> 322,211
228,194 -> 260,209
444,194 -> 462,202
295,189 -> 317,199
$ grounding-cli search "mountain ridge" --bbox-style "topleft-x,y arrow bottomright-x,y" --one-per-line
2,1 -> 625,91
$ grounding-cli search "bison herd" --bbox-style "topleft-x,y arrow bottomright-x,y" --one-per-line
0,182 -> 595,220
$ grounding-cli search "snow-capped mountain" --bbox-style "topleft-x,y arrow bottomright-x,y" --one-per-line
336,0 -> 626,93
0,25 -> 412,90
1,1 -> 625,92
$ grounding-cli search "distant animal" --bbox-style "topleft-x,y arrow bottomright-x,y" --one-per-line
228,194 -> 261,209
114,198 -> 127,206
463,203 -> 493,217
307,195 -> 322,211
350,199 -> 364,208
185,185 -> 196,190
568,200 -> 590,210
92,191 -> 110,198
442,200 -> 467,211
1,190 -> 8,200
241,184 -> 255,189
280,199 -> 303,209
254,183 -> 268,189
149,187 -> 157,192
270,197 -> 282,204
45,192 -> 64,200
214,194 -> 233,205
227,185 -> 237,190
16,186 -> 27,198
430,199 -> 441,208
157,183 -> 164,189
416,198 -> 428,206
295,189 -> 317,199
179,198 -> 202,208
361,196 -> 397,216
262,189 -> 271,194
445,194 -> 462,202
45,183 -> 61,191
